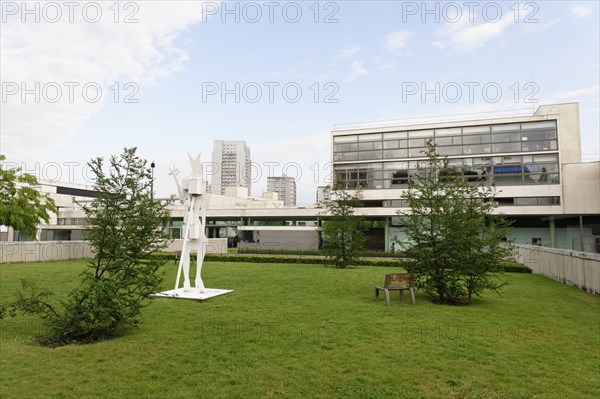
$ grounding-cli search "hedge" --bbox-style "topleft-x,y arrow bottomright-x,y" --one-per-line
152,253 -> 532,273
236,248 -> 401,258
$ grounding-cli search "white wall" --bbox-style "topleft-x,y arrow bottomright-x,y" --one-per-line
239,230 -> 320,251
512,244 -> 600,295
164,238 -> 228,254
562,162 -> 600,214
0,238 -> 228,264
0,241 -> 94,264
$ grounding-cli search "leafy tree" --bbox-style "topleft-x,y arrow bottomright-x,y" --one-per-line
320,183 -> 365,268
0,154 -> 57,238
1,148 -> 171,345
399,141 -> 512,305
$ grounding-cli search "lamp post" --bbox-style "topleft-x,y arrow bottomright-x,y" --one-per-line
150,161 -> 155,201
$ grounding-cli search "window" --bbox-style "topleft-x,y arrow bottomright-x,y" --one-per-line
408,129 -> 434,138
491,123 -> 520,132
435,137 -> 453,146
358,151 -> 382,161
521,121 -> 556,130
383,140 -> 399,149
409,138 -> 426,147
437,146 -> 462,155
435,127 -> 461,136
492,143 -> 521,153
383,149 -> 408,159
333,135 -> 357,143
383,131 -> 407,140
463,125 -> 490,134
358,133 -> 382,142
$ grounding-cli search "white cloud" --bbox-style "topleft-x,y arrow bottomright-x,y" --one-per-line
343,61 -> 369,82
570,5 -> 593,18
334,45 -> 361,60
373,56 -> 398,72
543,18 -> 562,29
385,31 -> 413,53
432,15 -> 513,53
550,85 -> 600,102
0,1 -> 205,161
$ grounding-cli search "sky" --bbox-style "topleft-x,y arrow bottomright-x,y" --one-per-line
1,0 -> 599,204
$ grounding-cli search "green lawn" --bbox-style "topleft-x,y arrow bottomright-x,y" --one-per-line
1,260 -> 598,399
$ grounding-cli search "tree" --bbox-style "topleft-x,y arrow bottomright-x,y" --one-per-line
320,183 -> 365,268
399,141 -> 512,305
0,154 -> 57,239
1,148 -> 171,345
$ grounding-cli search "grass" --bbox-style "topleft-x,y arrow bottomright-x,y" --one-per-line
1,260 -> 599,399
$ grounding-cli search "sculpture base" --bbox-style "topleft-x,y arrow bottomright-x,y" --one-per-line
151,288 -> 233,301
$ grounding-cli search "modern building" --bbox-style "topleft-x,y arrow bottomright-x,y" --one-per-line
331,102 -> 599,252
210,140 -> 252,196
267,176 -> 297,207
316,186 -> 331,205
0,181 -> 99,242
4,103 -> 598,254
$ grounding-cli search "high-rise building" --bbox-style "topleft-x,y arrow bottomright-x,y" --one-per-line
267,176 -> 297,207
316,186 -> 331,204
210,140 -> 251,196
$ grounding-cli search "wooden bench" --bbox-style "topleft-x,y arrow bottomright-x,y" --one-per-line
375,273 -> 416,306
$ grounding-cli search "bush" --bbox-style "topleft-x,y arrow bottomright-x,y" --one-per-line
499,261 -> 532,273
1,148 -> 171,345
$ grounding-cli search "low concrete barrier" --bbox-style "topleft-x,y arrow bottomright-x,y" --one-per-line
0,241 -> 95,264
163,238 -> 228,255
0,238 -> 229,264
512,244 -> 600,295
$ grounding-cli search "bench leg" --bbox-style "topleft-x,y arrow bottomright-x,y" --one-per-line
375,288 -> 379,302
399,290 -> 404,301
409,288 -> 416,304
384,289 -> 391,306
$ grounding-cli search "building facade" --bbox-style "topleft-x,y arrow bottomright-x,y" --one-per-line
210,140 -> 252,196
4,103 -> 598,254
267,176 -> 297,207
331,102 -> 599,252
0,181 -> 99,242
316,186 -> 331,205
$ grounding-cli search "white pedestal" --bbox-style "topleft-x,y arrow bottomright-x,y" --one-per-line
151,288 -> 233,301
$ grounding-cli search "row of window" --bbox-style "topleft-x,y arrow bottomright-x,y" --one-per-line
335,129 -> 556,151
57,218 -> 87,225
384,197 -> 560,208
333,120 -> 558,160
334,155 -> 560,189
335,140 -> 558,161
334,120 -> 557,143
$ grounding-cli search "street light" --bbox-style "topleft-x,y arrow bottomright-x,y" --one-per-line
150,161 -> 155,201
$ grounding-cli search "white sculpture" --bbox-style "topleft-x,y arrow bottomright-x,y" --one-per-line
153,154 -> 233,301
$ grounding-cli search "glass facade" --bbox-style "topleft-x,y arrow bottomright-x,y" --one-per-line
333,120 -> 559,189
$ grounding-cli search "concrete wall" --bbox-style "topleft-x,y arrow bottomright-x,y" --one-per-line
0,241 -> 95,264
512,244 -> 600,295
536,102 -> 581,163
239,230 -> 320,251
0,238 -> 228,264
163,238 -> 228,254
562,162 -> 600,214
